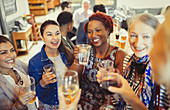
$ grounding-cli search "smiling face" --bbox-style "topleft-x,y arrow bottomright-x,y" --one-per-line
87,20 -> 109,47
42,24 -> 61,51
0,42 -> 16,70
129,20 -> 156,57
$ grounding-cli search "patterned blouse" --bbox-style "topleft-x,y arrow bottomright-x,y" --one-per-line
78,46 -> 119,110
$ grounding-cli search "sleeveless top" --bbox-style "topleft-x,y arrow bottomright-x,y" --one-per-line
79,46 -> 119,110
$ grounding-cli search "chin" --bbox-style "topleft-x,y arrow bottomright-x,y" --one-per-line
134,53 -> 147,58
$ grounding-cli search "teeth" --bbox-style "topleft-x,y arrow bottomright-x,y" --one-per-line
51,41 -> 58,44
7,60 -> 14,63
93,38 -> 100,42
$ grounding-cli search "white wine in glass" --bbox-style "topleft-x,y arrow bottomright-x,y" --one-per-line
58,70 -> 79,104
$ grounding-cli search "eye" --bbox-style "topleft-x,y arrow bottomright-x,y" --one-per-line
55,32 -> 60,36
87,30 -> 92,34
130,34 -> 136,38
0,51 -> 7,55
10,48 -> 15,52
47,33 -> 52,36
144,35 -> 150,39
96,29 -> 101,32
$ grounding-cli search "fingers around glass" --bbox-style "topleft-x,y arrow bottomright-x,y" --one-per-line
58,70 -> 79,104
18,76 -> 36,103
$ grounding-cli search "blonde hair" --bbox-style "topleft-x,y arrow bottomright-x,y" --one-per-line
128,13 -> 160,31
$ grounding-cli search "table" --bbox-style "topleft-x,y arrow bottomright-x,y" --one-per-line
12,24 -> 34,54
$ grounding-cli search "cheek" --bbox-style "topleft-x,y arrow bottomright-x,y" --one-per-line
129,38 -> 135,45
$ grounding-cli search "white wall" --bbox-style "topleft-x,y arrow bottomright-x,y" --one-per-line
0,26 -> 2,34
117,0 -> 170,9
6,0 -> 30,22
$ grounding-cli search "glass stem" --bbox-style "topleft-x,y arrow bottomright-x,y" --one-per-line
107,95 -> 110,105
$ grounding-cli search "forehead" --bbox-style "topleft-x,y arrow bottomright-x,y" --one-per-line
0,42 -> 13,50
88,20 -> 104,29
44,25 -> 59,31
83,2 -> 89,6
129,20 -> 155,34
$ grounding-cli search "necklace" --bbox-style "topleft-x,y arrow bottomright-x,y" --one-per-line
93,44 -> 110,69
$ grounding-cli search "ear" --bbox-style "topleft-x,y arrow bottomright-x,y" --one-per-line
41,35 -> 44,41
106,28 -> 110,37
67,23 -> 73,31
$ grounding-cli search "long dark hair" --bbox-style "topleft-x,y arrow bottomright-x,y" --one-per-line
40,20 -> 74,64
0,35 -> 13,44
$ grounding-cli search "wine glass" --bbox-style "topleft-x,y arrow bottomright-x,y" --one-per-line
58,70 -> 79,104
97,60 -> 120,110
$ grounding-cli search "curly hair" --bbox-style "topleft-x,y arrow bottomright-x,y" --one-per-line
84,12 -> 113,36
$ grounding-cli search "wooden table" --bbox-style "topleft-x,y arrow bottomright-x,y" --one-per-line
12,24 -> 34,54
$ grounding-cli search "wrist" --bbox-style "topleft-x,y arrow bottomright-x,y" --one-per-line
40,80 -> 46,87
74,59 -> 80,65
15,101 -> 26,110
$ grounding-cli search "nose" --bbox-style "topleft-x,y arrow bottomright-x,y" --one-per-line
52,34 -> 57,39
91,31 -> 97,38
135,36 -> 144,47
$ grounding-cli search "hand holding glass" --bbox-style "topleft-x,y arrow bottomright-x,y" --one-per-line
43,64 -> 57,83
58,70 -> 79,104
98,60 -> 119,110
77,44 -> 91,65
19,76 -> 36,103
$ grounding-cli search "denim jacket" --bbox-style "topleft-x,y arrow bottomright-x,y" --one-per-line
28,44 -> 72,105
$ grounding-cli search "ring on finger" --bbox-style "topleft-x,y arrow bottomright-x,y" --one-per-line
26,99 -> 29,102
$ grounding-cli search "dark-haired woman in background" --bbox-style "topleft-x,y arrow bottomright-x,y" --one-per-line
28,20 -> 74,110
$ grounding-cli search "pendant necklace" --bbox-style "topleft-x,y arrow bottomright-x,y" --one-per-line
93,44 -> 110,69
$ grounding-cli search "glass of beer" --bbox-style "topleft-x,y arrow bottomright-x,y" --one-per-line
58,70 -> 79,104
19,76 -> 36,103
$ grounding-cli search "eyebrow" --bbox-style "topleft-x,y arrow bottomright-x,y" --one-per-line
0,50 -> 7,53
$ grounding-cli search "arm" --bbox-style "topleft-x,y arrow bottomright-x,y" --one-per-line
73,10 -> 79,29
108,75 -> 147,110
28,61 -> 50,98
115,49 -> 127,75
76,22 -> 87,44
69,45 -> 84,81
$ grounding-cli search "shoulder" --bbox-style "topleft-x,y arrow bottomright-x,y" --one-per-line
29,51 -> 41,63
73,8 -> 82,15
111,46 -> 127,60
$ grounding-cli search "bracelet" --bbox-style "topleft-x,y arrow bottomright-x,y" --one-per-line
74,60 -> 80,65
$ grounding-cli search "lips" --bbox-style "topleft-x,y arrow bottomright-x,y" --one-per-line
134,47 -> 146,52
91,38 -> 100,43
5,59 -> 15,64
51,41 -> 58,46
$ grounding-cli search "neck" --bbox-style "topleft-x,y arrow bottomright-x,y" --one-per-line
95,43 -> 109,59
60,26 -> 68,37
0,67 -> 13,75
45,46 -> 59,57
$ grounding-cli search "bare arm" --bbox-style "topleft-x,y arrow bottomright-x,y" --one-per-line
115,49 -> 127,75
